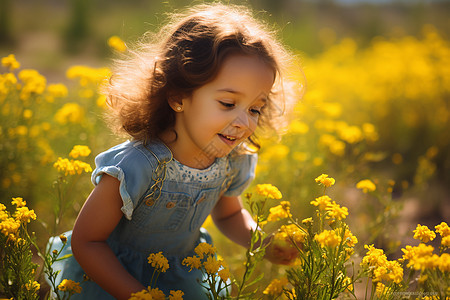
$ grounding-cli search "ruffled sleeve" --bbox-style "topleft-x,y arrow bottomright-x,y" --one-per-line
91,141 -> 156,220
223,153 -> 257,197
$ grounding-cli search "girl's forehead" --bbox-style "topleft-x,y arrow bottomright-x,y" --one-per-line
214,54 -> 275,93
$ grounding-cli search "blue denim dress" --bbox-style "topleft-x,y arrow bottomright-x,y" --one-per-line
49,140 -> 256,299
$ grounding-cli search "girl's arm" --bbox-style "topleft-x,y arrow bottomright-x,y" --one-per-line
71,174 -> 144,300
211,195 -> 298,265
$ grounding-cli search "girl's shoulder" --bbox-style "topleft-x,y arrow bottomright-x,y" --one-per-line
95,140 -> 170,167
92,140 -> 172,184
228,149 -> 258,170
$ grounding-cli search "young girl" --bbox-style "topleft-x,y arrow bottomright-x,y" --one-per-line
51,3 -> 301,299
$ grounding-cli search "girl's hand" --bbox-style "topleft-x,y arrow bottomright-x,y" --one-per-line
263,235 -> 300,265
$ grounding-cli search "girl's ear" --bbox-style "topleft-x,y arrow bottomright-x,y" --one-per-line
167,95 -> 184,112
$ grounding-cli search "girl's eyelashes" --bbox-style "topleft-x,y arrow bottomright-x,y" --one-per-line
219,101 -> 235,108
218,100 -> 264,116
249,108 -> 262,116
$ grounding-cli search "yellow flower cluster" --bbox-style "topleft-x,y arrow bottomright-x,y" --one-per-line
274,224 -> 307,246
0,198 -> 36,238
57,279 -> 82,294
46,83 -> 68,102
263,277 -> 288,296
435,222 -> 450,240
315,174 -> 335,187
69,145 -> 92,158
147,252 -> 169,273
194,242 -> 216,259
181,243 -> 230,281
314,230 -> 342,248
267,201 -> 292,222
53,157 -> 92,176
1,54 -> 20,71
310,195 -> 331,210
108,35 -> 127,52
54,102 -> 84,124
18,69 -> 47,101
326,201 -> 348,221
401,244 -> 449,272
413,224 -> 436,243
66,65 -> 111,87
256,183 -> 282,199
129,287 -> 184,300
356,179 -> 376,193
361,244 -> 403,283
25,280 -> 40,292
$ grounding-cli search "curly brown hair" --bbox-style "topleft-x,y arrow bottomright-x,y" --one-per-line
103,3 -> 302,150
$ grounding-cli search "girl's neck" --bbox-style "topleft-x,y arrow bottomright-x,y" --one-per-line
158,131 -> 216,170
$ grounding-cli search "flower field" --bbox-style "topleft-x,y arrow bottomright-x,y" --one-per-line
1,20 -> 449,299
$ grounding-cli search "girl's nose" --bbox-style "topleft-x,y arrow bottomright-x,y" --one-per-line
231,110 -> 252,129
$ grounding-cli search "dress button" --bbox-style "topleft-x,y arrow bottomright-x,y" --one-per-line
166,202 -> 176,209
145,198 -> 155,206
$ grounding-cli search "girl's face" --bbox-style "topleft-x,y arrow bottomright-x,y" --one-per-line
166,54 -> 274,169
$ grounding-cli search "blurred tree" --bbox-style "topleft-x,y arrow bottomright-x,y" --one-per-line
0,0 -> 13,45
64,0 -> 91,53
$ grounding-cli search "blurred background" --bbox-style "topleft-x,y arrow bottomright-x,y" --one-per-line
1,0 -> 449,296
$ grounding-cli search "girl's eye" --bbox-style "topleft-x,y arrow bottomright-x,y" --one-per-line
249,108 -> 261,116
219,101 -> 235,108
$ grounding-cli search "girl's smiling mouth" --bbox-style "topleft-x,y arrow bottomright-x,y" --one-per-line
218,133 -> 240,145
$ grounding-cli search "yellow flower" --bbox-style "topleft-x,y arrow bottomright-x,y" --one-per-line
58,279 -> 82,294
0,204 -> 8,221
314,230 -> 342,248
69,145 -> 91,158
375,282 -> 390,298
383,260 -> 403,283
275,224 -> 307,246
438,253 -> 450,272
194,242 -> 216,259
66,65 -> 111,86
263,277 -> 288,296
53,158 -> 92,175
361,244 -> 387,268
302,217 -> 313,226
343,229 -> 358,248
289,120 -> 309,134
337,124 -> 363,144
147,252 -> 169,273
218,267 -> 230,282
108,35 -> 127,52
148,288 -> 165,300
356,179 -> 376,193
182,256 -> 201,271
11,197 -> 26,208
413,224 -> 436,243
168,290 -> 184,300
326,201 -> 349,220
401,244 -> 437,271
256,184 -> 282,199
203,256 -> 221,275
54,102 -> 84,124
25,280 -> 40,292
46,83 -> 68,102
0,218 -> 20,236
129,289 -> 152,300
314,174 -> 335,187
267,201 -> 292,222
14,206 -> 37,223
441,235 -> 450,247
1,54 -> 20,70
18,69 -> 46,100
310,195 -> 332,211
435,222 -> 450,238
